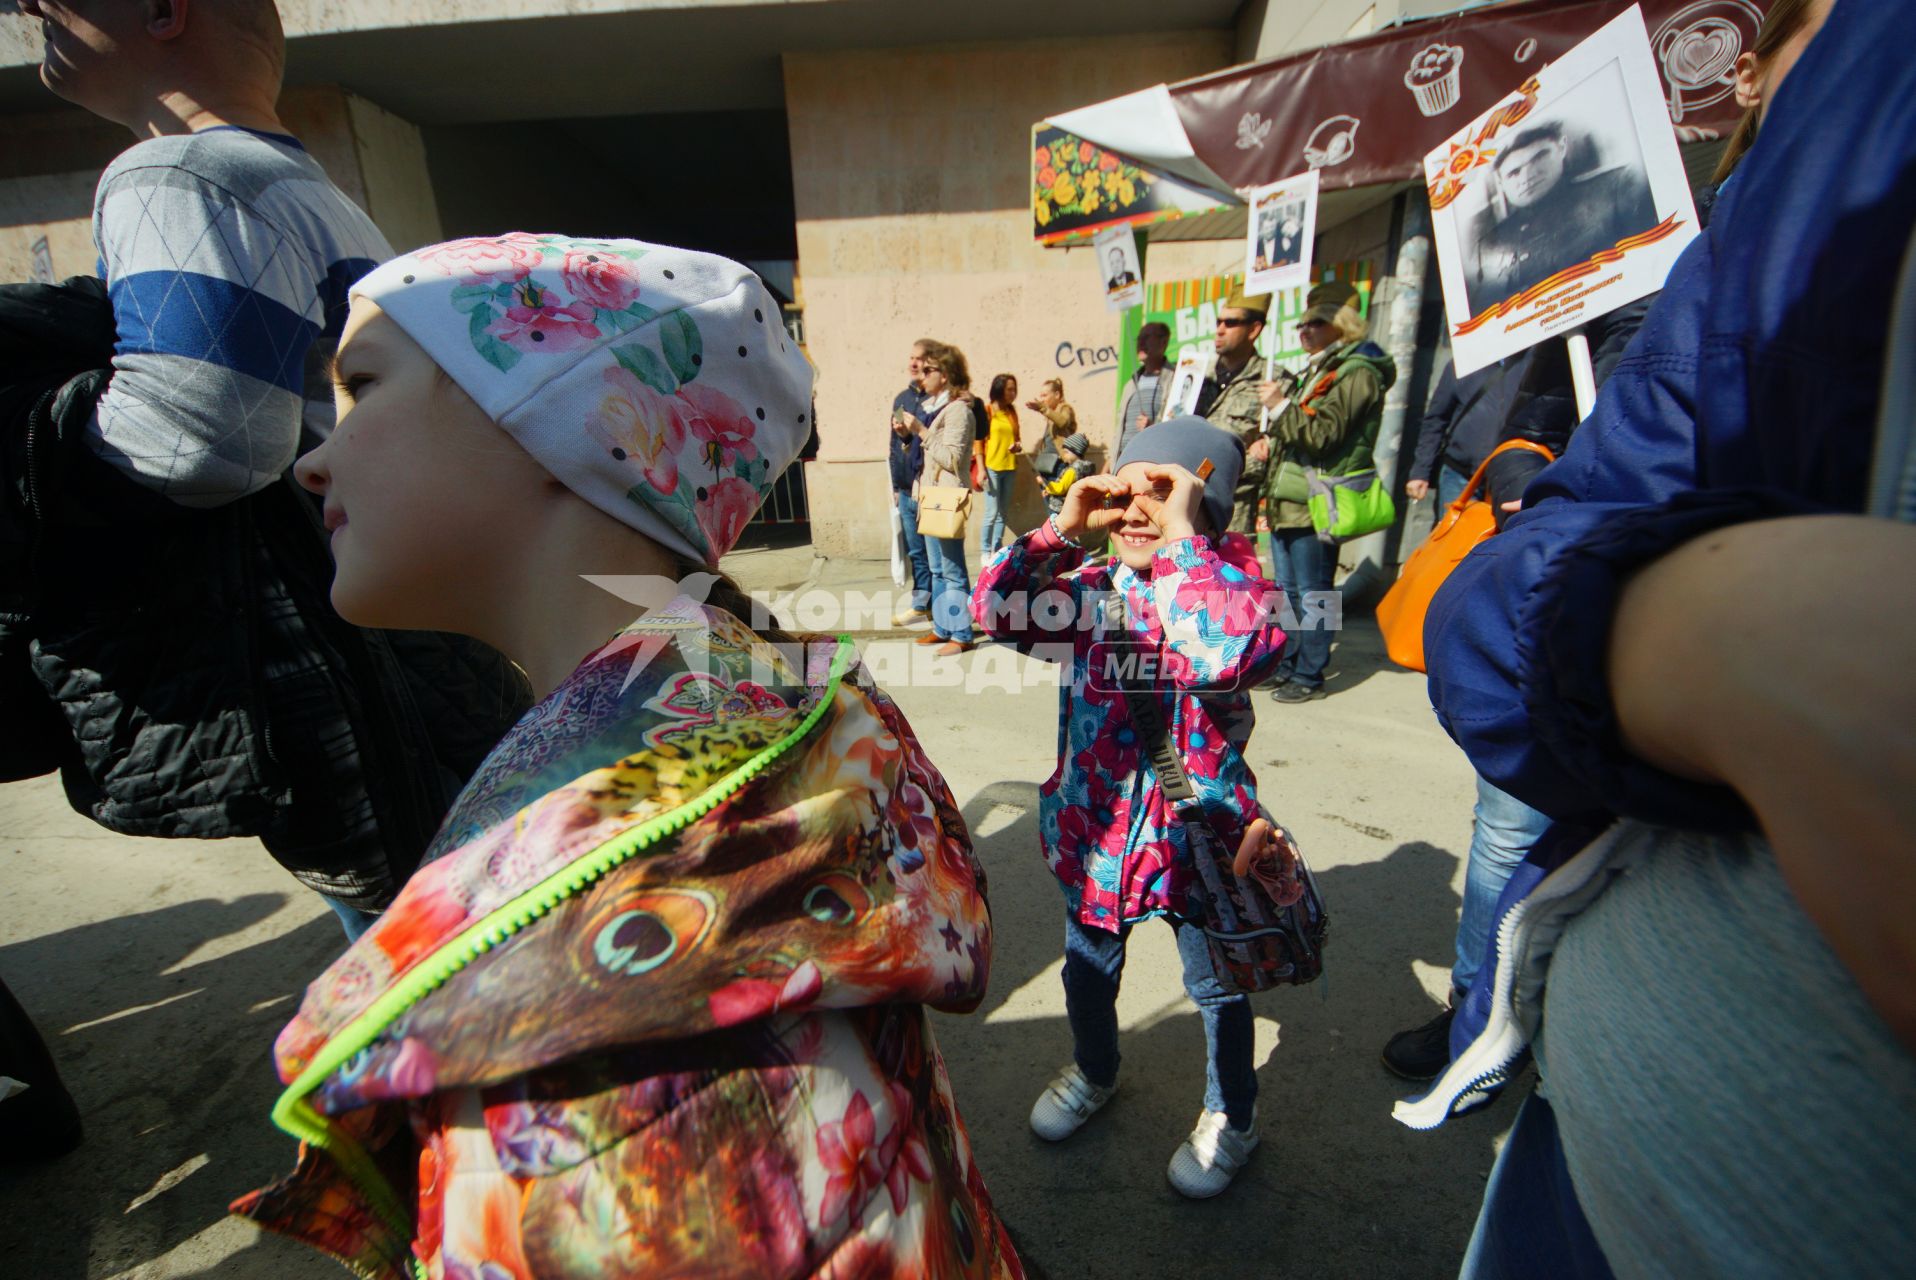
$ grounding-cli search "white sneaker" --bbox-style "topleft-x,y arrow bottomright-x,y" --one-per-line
1028,1064 -> 1116,1141
891,608 -> 931,628
1166,1107 -> 1259,1198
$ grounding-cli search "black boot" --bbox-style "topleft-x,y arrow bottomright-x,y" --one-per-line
0,978 -> 82,1163
1381,1000 -> 1457,1082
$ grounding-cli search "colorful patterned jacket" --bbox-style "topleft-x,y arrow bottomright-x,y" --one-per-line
971,522 -> 1287,931
234,600 -> 1020,1280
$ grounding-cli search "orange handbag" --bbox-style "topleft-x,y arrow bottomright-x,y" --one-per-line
1377,439 -> 1556,672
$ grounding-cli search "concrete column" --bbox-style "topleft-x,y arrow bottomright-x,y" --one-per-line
0,109 -> 123,281
344,94 -> 444,253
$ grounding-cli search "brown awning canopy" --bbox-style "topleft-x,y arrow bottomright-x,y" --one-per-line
1031,0 -> 1758,244
1172,0 -> 1757,193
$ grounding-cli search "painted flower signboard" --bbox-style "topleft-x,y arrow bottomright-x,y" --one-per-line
1032,125 -> 1231,247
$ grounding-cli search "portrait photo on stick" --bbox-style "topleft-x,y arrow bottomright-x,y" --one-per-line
1424,6 -> 1699,375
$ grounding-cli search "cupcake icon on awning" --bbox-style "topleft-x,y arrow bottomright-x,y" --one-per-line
1405,43 -> 1465,117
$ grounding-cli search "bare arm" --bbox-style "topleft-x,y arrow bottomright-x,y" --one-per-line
1609,515 -> 1916,1050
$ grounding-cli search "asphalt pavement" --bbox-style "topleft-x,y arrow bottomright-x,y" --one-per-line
0,536 -> 1514,1279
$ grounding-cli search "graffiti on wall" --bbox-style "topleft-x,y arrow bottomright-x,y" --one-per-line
1054,339 -> 1122,377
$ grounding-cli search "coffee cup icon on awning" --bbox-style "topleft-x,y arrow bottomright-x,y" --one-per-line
1652,0 -> 1761,122
1303,116 -> 1360,169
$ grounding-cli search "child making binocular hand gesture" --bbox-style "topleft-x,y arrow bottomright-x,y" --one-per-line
972,416 -> 1298,1198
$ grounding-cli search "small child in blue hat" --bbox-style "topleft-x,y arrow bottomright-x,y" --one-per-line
973,415 -> 1302,1198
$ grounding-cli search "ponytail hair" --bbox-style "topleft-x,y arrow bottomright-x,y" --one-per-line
1712,95 -> 1763,183
666,553 -> 851,696
1712,0 -> 1817,183
669,554 -> 807,647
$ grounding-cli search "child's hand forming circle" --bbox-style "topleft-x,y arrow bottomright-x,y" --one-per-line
1129,464 -> 1204,542
1055,474 -> 1133,542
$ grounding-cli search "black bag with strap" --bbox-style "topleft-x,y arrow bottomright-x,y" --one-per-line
1118,678 -> 1328,993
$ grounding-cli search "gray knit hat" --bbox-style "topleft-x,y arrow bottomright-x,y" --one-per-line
1112,415 -> 1244,535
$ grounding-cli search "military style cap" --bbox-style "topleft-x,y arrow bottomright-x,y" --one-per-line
1222,288 -> 1271,318
1301,279 -> 1360,326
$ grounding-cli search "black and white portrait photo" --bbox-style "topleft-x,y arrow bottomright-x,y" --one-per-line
1163,347 -> 1211,420
1425,7 -> 1700,376
1243,167 -> 1319,295
1255,200 -> 1305,271
1093,223 -> 1145,311
1462,63 -> 1658,313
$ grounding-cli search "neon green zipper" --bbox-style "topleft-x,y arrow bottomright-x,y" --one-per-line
269,636 -> 855,1278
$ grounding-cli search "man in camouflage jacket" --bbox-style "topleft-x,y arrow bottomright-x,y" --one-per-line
1197,290 -> 1271,534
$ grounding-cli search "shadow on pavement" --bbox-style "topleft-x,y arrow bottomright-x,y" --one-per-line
0,897 -> 341,1279
1320,615 -> 1397,700
937,779 -> 1511,1280
2,766 -> 1498,1279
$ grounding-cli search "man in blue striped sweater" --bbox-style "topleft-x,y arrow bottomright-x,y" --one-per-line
11,2 -> 528,943
21,0 -> 391,498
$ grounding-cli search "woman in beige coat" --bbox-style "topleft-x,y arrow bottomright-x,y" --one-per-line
914,343 -> 979,653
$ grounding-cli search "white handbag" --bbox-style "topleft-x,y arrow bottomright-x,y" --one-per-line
888,503 -> 908,587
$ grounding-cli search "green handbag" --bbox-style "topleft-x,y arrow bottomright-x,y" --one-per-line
1306,468 -> 1396,542
1270,458 -> 1310,504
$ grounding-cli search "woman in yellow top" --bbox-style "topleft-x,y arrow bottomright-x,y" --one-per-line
980,373 -> 1025,556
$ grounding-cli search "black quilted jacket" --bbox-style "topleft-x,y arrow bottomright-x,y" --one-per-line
0,278 -> 531,909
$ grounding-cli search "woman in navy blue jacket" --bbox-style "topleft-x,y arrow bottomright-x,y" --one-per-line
1406,1 -> 1916,1275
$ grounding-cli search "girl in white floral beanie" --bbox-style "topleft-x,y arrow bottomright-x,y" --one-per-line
249,234 -> 1021,1280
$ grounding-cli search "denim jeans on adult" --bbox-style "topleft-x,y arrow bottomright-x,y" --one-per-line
1453,773 -> 1553,997
322,893 -> 379,943
1061,909 -> 1256,1130
1436,462 -> 1473,510
980,468 -> 1016,558
895,489 -> 932,613
1461,1093 -> 1615,1280
923,533 -> 973,642
1271,527 -> 1335,688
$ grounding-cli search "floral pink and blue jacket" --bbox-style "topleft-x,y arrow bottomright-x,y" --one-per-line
972,523 -> 1286,931
234,601 -> 1020,1280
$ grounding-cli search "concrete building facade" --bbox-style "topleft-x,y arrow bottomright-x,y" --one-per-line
0,0 -> 1455,555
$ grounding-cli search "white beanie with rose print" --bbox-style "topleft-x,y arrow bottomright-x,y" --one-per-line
353,233 -> 813,565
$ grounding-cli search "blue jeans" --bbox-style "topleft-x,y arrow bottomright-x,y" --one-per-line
1436,462 -> 1472,509
1453,773 -> 1553,997
322,894 -> 379,943
896,490 -> 931,613
1271,527 -> 1334,689
924,533 -> 973,642
1461,1093 -> 1615,1280
1061,910 -> 1256,1129
980,468 -> 1015,558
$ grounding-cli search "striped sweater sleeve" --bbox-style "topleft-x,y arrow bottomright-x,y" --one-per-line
90,153 -> 323,506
